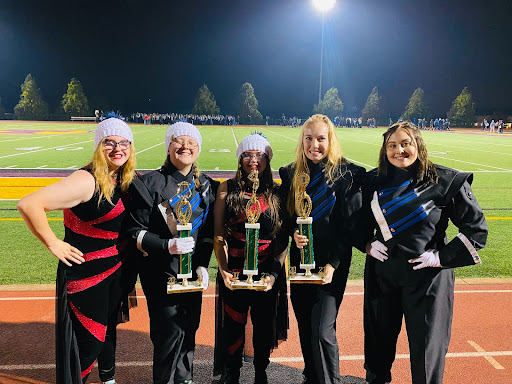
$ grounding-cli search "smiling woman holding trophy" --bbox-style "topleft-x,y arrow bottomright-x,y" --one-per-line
279,114 -> 365,384
213,134 -> 289,384
124,122 -> 218,384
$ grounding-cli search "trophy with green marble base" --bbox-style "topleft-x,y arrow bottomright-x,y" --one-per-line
167,181 -> 205,294
289,172 -> 325,284
231,169 -> 269,291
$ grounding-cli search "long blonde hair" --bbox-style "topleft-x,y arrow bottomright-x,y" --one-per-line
87,139 -> 136,205
286,114 -> 346,215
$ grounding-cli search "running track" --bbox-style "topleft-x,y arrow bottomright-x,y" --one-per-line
1,280 -> 511,384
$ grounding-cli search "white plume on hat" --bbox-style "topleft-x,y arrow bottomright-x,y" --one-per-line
165,122 -> 202,154
236,133 -> 273,161
94,117 -> 133,149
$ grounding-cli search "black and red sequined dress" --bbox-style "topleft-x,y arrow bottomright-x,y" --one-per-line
56,182 -> 125,384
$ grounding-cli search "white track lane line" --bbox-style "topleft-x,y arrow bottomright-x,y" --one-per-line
2,289 -> 511,301
2,351 -> 512,370
468,340 -> 505,369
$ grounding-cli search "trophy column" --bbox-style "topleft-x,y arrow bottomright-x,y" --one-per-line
231,169 -> 268,291
289,172 -> 325,284
167,182 -> 205,294
176,223 -> 193,284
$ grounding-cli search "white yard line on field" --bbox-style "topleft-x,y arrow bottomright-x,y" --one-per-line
0,139 -> 93,159
136,142 -> 164,154
231,127 -> 239,147
260,128 -> 297,141
429,154 -> 512,171
0,134 -> 65,144
426,135 -> 512,148
340,138 -> 381,146
345,158 -> 374,169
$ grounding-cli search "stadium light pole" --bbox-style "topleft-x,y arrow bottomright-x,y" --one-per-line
312,0 -> 336,104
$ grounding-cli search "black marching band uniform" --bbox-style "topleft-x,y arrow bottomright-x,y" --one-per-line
361,165 -> 488,384
213,179 -> 289,381
279,159 -> 365,384
57,169 -> 125,384
124,162 -> 217,384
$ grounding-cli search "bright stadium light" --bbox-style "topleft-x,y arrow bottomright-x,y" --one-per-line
313,0 -> 336,103
313,0 -> 336,13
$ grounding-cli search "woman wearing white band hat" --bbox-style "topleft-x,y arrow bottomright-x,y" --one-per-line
124,122 -> 218,384
18,113 -> 136,384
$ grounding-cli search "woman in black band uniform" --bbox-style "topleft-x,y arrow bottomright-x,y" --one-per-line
124,122 -> 217,384
361,122 -> 488,384
279,114 -> 365,384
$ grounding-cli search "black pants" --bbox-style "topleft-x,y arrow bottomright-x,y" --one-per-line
147,292 -> 202,384
364,258 -> 454,384
219,286 -> 278,373
290,266 -> 349,384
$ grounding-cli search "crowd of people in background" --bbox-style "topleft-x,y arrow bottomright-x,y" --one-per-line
114,112 -> 511,134
130,112 -> 236,126
333,117 -> 364,128
277,114 -> 301,127
411,117 -> 451,130
482,118 -> 506,133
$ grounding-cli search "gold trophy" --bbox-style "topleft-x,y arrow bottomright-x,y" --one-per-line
231,169 -> 269,291
289,172 -> 325,284
167,181 -> 205,294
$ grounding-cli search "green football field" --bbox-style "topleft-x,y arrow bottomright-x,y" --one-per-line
1,121 -> 511,284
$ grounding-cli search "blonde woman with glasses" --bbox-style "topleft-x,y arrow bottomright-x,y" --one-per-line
18,114 -> 136,384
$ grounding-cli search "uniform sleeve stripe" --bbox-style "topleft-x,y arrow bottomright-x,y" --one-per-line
371,191 -> 393,241
137,230 -> 149,256
457,233 -> 482,264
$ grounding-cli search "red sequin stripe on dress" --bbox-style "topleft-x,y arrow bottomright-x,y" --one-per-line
67,262 -> 121,294
228,230 -> 271,258
83,245 -> 118,262
81,360 -> 95,380
228,243 -> 272,258
68,300 -> 107,342
63,199 -> 125,240
225,196 -> 269,227
224,303 -> 248,355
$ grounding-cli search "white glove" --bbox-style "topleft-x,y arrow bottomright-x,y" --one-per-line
366,240 -> 388,262
168,237 -> 195,255
196,266 -> 209,289
409,249 -> 442,270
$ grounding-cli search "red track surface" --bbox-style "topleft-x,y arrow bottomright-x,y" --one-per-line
1,281 -> 511,384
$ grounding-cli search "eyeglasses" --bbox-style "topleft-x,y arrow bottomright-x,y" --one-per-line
103,139 -> 131,150
172,139 -> 199,149
241,152 -> 267,161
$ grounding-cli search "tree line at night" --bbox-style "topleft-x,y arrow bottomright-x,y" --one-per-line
0,74 -> 477,127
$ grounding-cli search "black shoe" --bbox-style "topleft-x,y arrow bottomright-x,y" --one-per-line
302,376 -> 319,384
219,368 -> 240,384
254,370 -> 268,384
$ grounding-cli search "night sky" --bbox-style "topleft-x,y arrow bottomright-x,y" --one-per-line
1,0 -> 511,118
